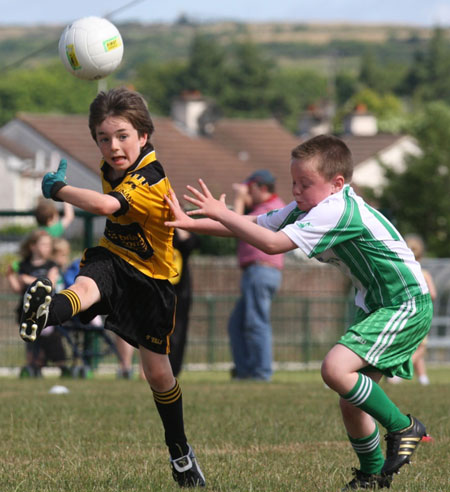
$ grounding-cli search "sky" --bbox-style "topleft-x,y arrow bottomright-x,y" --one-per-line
1,0 -> 450,26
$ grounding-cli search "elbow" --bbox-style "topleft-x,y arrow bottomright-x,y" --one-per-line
262,243 -> 283,255
93,201 -> 119,216
96,205 -> 113,216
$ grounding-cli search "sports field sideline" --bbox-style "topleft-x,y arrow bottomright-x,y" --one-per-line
1,368 -> 448,491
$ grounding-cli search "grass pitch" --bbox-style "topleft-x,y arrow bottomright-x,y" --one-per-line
1,369 -> 449,491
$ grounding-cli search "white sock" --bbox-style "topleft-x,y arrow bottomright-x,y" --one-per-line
418,374 -> 430,385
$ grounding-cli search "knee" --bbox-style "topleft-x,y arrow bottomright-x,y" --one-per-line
321,356 -> 339,388
143,363 -> 174,391
143,363 -> 162,385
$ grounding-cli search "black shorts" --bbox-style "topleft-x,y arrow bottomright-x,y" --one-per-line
78,246 -> 176,354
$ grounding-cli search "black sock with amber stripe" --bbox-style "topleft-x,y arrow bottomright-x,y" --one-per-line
152,379 -> 189,459
47,289 -> 81,326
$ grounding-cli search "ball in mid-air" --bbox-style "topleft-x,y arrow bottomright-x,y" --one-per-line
58,16 -> 124,81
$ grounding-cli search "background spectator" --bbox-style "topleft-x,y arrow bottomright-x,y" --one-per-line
6,230 -> 67,377
228,170 -> 285,381
169,228 -> 200,377
35,198 -> 74,238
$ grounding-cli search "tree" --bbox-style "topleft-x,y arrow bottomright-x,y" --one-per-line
403,27 -> 450,104
135,60 -> 187,115
134,36 -> 277,120
184,34 -> 228,98
221,40 -> 275,117
378,102 -> 450,257
0,62 -> 98,125
268,68 -> 328,133
348,88 -> 407,133
335,71 -> 359,106
359,49 -> 407,95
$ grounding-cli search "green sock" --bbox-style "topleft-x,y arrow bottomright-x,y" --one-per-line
342,373 -> 410,432
348,426 -> 384,474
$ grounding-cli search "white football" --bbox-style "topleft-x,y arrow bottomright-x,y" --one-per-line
58,16 -> 124,81
49,385 -> 70,394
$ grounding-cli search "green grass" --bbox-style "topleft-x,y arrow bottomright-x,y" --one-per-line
1,369 -> 449,491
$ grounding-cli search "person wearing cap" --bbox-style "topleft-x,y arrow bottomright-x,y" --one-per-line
228,169 -> 285,381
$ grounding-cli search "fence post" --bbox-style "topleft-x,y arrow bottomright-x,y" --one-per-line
302,299 -> 311,363
77,211 -> 100,368
75,210 -> 95,249
206,295 -> 216,365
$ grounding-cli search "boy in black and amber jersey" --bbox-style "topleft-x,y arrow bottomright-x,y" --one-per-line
99,149 -> 177,279
18,87 -> 205,488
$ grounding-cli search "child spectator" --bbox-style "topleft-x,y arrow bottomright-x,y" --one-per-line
387,234 -> 437,386
52,237 -> 73,292
405,234 -> 437,385
35,198 -> 74,237
6,230 -> 68,377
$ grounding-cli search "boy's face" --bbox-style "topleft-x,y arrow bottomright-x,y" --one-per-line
32,235 -> 53,260
290,158 -> 344,212
95,116 -> 148,176
53,248 -> 70,268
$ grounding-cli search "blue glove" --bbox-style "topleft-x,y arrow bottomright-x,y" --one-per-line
42,159 -> 68,200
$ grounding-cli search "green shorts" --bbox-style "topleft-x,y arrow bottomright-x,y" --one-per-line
338,294 -> 433,379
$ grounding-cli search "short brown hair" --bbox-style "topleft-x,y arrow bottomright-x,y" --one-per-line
88,87 -> 154,150
291,134 -> 353,183
34,199 -> 58,226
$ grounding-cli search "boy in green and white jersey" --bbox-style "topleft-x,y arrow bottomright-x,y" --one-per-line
165,134 -> 432,490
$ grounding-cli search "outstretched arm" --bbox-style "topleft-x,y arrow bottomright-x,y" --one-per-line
55,186 -> 120,216
165,189 -> 239,237
42,159 -> 120,216
184,179 -> 297,254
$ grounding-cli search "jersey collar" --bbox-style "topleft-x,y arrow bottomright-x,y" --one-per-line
101,148 -> 157,185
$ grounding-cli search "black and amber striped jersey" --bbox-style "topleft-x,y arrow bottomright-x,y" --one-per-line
98,149 -> 177,280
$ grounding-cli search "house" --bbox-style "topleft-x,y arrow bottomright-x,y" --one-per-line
341,106 -> 421,195
0,95 -> 421,213
342,133 -> 421,196
0,134 -> 37,211
300,102 -> 421,196
0,107 -> 300,206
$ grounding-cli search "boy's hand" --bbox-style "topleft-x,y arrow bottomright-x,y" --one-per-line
184,179 -> 228,220
164,189 -> 196,229
42,159 -> 68,200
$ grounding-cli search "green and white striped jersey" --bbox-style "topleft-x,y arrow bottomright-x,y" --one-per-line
257,185 -> 428,313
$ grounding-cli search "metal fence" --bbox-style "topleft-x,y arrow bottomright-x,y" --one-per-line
0,291 -> 351,372
1,209 -> 450,374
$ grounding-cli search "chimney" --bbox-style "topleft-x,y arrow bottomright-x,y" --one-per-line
171,90 -> 209,136
298,103 -> 333,137
344,104 -> 378,136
